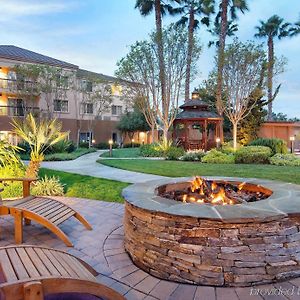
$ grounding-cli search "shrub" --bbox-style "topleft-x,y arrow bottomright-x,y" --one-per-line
123,142 -> 141,148
165,146 -> 185,160
181,150 -> 206,161
31,175 -> 65,196
270,154 -> 300,166
0,165 -> 25,199
155,139 -> 173,152
17,141 -> 31,154
140,144 -> 164,157
235,146 -> 272,164
46,139 -> 76,154
79,142 -> 89,148
45,148 -> 96,161
249,138 -> 287,155
221,141 -> 241,154
202,149 -> 235,164
95,142 -> 118,149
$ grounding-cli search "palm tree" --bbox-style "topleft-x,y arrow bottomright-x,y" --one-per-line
135,0 -> 170,130
208,19 -> 238,47
12,114 -> 68,178
215,0 -> 248,119
255,15 -> 300,120
169,0 -> 215,101
290,18 -> 300,36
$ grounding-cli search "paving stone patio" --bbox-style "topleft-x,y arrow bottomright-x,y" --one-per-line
1,197 -> 300,300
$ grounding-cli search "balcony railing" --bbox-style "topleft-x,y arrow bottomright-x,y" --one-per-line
0,105 -> 39,117
0,78 -> 38,94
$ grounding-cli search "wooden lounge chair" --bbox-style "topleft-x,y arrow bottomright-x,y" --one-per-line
0,178 -> 92,247
0,245 -> 125,300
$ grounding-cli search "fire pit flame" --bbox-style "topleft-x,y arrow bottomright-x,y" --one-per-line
161,176 -> 270,205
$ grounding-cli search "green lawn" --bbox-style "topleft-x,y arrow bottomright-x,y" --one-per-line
39,168 -> 129,202
20,148 -> 96,161
100,147 -> 141,158
99,159 -> 300,185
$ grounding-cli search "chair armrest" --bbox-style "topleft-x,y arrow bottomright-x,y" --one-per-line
0,178 -> 37,198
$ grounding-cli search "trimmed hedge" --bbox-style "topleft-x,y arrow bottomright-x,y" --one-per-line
235,146 -> 272,164
202,149 -> 235,164
165,146 -> 185,160
123,142 -> 141,148
181,150 -> 206,161
249,138 -> 287,155
140,144 -> 163,157
270,154 -> 300,166
95,142 -> 118,149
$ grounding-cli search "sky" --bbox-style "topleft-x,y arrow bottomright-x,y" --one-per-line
0,0 -> 299,118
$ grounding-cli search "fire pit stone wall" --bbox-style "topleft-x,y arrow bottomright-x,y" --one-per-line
123,177 -> 300,287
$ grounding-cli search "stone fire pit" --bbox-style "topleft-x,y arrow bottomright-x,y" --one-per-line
123,177 -> 300,287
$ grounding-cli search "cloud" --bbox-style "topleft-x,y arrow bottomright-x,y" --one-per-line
0,0 -> 74,18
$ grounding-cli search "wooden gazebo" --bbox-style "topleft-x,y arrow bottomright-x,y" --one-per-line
173,93 -> 223,151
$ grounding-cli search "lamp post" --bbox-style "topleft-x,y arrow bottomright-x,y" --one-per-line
108,139 -> 113,157
216,137 -> 221,149
131,139 -> 134,148
290,136 -> 295,153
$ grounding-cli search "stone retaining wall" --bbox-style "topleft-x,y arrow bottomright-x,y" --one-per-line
124,202 -> 300,287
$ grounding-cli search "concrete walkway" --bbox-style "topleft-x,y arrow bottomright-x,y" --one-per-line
41,151 -> 167,184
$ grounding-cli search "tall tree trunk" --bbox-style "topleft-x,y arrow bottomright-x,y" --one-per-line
154,0 -> 167,130
151,125 -> 155,144
232,122 -> 238,151
185,8 -> 195,102
216,0 -> 228,143
162,125 -> 169,144
267,35 -> 274,121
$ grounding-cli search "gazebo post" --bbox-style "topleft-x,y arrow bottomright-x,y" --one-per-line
204,119 -> 208,151
185,121 -> 189,150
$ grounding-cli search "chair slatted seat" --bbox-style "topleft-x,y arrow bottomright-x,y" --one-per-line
0,178 -> 92,247
0,245 -> 125,300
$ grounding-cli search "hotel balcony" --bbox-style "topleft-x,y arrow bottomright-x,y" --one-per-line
0,78 -> 39,95
0,105 -> 39,117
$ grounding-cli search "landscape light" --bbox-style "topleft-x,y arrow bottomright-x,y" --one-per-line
216,137 -> 221,149
290,136 -> 295,153
108,139 -> 113,157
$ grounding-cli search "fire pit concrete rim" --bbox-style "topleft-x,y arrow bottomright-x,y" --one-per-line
122,177 -> 300,222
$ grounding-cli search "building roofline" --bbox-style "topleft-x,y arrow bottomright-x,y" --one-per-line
0,45 -> 78,70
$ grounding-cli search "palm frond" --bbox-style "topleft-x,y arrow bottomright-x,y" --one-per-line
135,0 -> 154,16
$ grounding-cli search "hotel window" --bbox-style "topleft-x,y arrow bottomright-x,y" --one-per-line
56,74 -> 69,89
81,80 -> 93,92
82,102 -> 94,114
79,132 -> 93,143
54,99 -> 68,113
111,84 -> 122,96
8,98 -> 24,116
111,105 -> 122,116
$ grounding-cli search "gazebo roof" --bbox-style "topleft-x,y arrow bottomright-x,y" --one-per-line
175,110 -> 221,120
179,99 -> 209,109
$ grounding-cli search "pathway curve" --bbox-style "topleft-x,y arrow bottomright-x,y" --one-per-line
41,151 -> 168,184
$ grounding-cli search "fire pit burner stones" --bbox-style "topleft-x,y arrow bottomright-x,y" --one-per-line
123,177 -> 300,286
